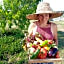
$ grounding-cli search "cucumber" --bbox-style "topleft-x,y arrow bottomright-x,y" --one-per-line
30,49 -> 40,59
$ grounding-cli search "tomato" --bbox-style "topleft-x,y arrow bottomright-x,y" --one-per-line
38,52 -> 47,59
40,48 -> 47,55
55,51 -> 60,58
37,48 -> 47,59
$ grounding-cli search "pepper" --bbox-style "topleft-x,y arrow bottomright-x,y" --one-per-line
40,40 -> 48,47
30,49 -> 40,59
43,45 -> 50,51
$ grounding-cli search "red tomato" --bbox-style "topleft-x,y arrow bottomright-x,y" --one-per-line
40,48 -> 47,56
38,48 -> 47,59
38,52 -> 47,59
55,51 -> 60,58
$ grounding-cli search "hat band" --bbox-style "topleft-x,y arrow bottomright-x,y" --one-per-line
36,11 -> 54,14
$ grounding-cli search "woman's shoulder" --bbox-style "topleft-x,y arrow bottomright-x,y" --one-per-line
50,22 -> 57,27
28,22 -> 36,34
50,22 -> 57,33
29,22 -> 36,28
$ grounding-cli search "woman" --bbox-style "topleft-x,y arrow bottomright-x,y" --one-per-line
26,2 -> 63,64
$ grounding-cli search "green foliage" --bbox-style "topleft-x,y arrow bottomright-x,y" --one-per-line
0,33 -> 28,63
8,51 -> 28,64
0,35 -> 21,59
0,0 -> 41,63
0,29 -> 26,63
0,0 -> 41,32
0,61 -> 8,64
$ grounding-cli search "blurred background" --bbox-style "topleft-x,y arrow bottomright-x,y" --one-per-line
0,0 -> 64,64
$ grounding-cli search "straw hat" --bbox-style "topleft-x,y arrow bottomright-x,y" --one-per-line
26,2 -> 63,20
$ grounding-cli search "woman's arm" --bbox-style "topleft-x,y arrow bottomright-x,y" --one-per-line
54,24 -> 58,46
52,23 -> 58,46
28,23 -> 36,36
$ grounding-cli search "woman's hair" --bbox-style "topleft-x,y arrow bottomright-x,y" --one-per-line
49,14 -> 52,18
47,14 -> 52,24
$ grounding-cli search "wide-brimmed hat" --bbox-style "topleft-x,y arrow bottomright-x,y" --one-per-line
26,2 -> 63,20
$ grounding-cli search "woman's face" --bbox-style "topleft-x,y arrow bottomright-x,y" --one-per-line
38,13 -> 49,22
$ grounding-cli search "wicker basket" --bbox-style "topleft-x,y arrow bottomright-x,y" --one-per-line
28,58 -> 63,64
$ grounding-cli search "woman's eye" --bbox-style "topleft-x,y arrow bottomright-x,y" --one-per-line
40,15 -> 44,17
45,14 -> 49,16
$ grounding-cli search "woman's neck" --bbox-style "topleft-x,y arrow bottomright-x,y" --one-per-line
36,20 -> 48,27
